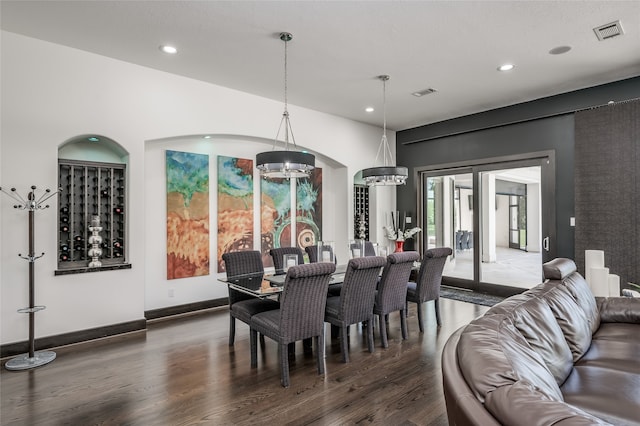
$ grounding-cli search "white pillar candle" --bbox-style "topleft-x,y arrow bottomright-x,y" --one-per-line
585,250 -> 605,288
590,266 -> 609,297
608,274 -> 620,297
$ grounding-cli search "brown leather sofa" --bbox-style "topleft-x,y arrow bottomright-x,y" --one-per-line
442,258 -> 640,425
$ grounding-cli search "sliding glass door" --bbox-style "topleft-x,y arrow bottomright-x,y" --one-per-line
417,153 -> 555,290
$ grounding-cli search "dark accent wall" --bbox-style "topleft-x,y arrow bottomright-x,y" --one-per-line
396,76 -> 640,260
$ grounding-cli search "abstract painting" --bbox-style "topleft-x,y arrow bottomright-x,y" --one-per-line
166,150 -> 210,279
296,168 -> 322,250
260,177 -> 292,267
217,156 -> 254,272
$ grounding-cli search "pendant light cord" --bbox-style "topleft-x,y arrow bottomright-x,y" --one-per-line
372,75 -> 394,167
274,32 -> 297,151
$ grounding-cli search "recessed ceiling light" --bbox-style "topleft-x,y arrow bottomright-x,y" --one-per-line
203,135 -> 212,139
87,137 -> 100,142
549,46 -> 572,55
412,88 -> 437,97
365,107 -> 375,113
160,45 -> 178,54
497,63 -> 515,72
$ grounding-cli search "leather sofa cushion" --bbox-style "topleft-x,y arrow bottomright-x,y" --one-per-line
561,365 -> 640,425
484,292 -> 534,316
541,285 -> 592,361
511,297 -> 574,385
457,314 -> 563,404
561,272 -> 601,334
593,322 -> 640,343
575,339 -> 640,374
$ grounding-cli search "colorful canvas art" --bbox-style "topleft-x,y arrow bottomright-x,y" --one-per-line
296,168 -> 322,250
217,156 -> 254,272
260,177 -> 292,267
166,150 -> 210,279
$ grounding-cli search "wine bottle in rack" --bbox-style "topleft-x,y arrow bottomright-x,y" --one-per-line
59,253 -> 70,261
60,215 -> 69,223
74,235 -> 84,242
60,243 -> 69,252
60,224 -> 69,232
113,206 -> 124,215
113,238 -> 123,249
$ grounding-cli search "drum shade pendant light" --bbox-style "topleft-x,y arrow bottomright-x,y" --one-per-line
257,32 -> 315,179
361,75 -> 408,186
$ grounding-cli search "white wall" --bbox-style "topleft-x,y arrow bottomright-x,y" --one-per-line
1,31 -> 392,344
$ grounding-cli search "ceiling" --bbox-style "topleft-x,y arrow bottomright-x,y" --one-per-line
2,1 -> 639,131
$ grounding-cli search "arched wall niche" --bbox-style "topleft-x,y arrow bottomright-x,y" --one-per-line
58,134 -> 129,163
143,132 -> 350,310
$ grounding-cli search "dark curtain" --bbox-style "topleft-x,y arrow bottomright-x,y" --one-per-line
574,99 -> 639,290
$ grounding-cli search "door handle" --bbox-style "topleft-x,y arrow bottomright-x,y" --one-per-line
543,237 -> 549,251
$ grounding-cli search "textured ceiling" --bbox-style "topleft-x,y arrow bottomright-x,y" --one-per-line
2,1 -> 639,131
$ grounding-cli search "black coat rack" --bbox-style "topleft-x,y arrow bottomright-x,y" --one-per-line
1,185 -> 58,370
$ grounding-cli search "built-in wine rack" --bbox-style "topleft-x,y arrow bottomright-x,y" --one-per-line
354,184 -> 369,240
58,160 -> 126,270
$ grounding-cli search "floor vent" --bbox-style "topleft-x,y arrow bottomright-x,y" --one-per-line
593,20 -> 624,41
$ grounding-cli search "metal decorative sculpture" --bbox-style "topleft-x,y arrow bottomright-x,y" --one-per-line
88,215 -> 103,268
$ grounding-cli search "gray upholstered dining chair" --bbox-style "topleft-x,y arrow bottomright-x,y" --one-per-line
406,247 -> 452,331
249,262 -> 336,387
373,251 -> 420,348
305,244 -> 337,264
349,240 -> 377,257
222,250 -> 279,346
306,244 -> 340,296
269,246 -> 305,275
324,256 -> 386,362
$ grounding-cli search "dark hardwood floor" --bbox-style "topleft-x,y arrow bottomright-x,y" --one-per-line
1,299 -> 488,425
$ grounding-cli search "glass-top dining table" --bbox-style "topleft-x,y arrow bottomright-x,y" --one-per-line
219,264 -> 348,299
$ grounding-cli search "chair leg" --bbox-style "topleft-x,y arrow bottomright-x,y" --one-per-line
303,337 -> 313,354
340,325 -> 349,363
435,298 -> 442,326
379,314 -> 388,348
367,316 -> 375,353
229,315 -> 236,346
416,302 -> 424,333
316,329 -> 325,375
400,309 -> 408,340
280,343 -> 290,388
250,329 -> 258,368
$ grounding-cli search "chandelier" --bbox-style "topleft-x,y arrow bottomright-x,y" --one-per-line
256,32 -> 315,179
361,75 -> 408,186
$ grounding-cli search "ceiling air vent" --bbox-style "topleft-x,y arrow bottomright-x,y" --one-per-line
412,88 -> 438,97
593,20 -> 624,41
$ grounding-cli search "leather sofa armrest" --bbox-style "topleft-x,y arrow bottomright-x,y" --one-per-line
485,382 -> 612,425
596,297 -> 640,323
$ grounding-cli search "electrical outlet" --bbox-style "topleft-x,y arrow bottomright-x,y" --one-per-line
570,217 -> 575,227
168,288 -> 175,298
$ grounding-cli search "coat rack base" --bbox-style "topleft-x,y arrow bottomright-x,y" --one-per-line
5,350 -> 56,371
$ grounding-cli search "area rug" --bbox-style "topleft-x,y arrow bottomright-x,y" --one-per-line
440,287 -> 505,307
